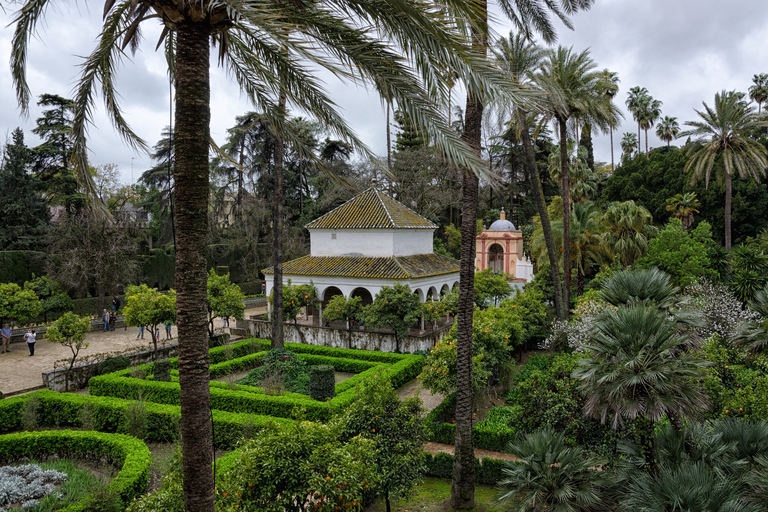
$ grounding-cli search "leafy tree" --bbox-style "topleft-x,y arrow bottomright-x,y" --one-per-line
681,90 -> 768,250
655,115 -> 680,148
499,427 -> 607,512
601,200 -> 658,267
322,295 -> 363,348
638,218 -> 717,287
333,375 -> 427,512
419,338 -> 490,396
45,311 -> 90,391
0,128 -> 49,250
206,270 -> 245,338
23,275 -> 74,323
0,283 -> 42,327
422,298 -> 447,330
502,288 -> 551,342
749,73 -> 768,114
473,268 -> 512,308
364,284 -> 422,353
123,285 -> 177,357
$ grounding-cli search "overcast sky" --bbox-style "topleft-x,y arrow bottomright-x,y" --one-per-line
1,0 -> 766,185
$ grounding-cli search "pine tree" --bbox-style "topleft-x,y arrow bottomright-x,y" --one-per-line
0,128 -> 49,249
394,109 -> 429,152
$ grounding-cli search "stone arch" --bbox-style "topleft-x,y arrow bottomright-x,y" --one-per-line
427,286 -> 438,301
350,287 -> 374,306
452,281 -> 459,291
320,286 -> 344,302
488,243 -> 504,274
440,284 -> 450,296
413,288 -> 424,302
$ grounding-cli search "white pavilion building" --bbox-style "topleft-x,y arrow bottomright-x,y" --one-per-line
263,188 -> 460,310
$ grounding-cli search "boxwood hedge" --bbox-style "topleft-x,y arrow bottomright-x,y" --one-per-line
0,429 -> 151,511
424,394 -> 517,452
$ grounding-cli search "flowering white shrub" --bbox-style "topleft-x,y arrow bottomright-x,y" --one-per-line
0,464 -> 67,510
541,299 -> 617,353
686,280 -> 760,341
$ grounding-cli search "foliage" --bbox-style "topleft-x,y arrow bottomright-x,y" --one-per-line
97,356 -> 131,376
240,348 -> 310,395
0,463 -> 68,511
601,200 -> 658,267
419,339 -> 490,396
501,288 -> 551,342
309,365 -> 335,401
206,270 -> 245,337
688,280 -> 760,340
473,268 -> 513,308
499,427 -> 607,512
0,282 -> 42,326
122,285 -> 176,355
332,375 -> 428,509
736,284 -> 768,353
152,359 -> 172,383
46,312 -> 91,391
472,303 -> 525,368
217,420 -> 377,512
542,297 -> 616,353
665,191 -> 700,228
23,274 -> 74,322
275,281 -> 319,324
637,218 -> 717,287
363,284 -> 422,352
322,295 -> 363,328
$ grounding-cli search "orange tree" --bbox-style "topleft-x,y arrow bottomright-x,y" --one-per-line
363,284 -> 422,353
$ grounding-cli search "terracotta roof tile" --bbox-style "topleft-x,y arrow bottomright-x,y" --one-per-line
305,188 -> 437,230
263,253 -> 459,279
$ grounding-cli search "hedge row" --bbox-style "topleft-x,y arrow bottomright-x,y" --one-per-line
0,429 -> 151,511
89,339 -> 425,422
423,452 -> 509,486
424,394 -> 517,453
0,390 -> 291,450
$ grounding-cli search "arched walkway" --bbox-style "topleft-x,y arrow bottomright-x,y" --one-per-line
320,286 -> 344,302
427,286 -> 438,301
440,284 -> 450,296
350,287 -> 374,306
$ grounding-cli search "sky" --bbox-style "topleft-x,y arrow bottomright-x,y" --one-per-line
1,0 -> 766,185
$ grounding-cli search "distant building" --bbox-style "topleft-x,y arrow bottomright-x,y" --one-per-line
475,208 -> 533,283
263,187 -> 460,309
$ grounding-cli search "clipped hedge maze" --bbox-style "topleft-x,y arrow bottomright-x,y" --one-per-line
89,339 -> 425,422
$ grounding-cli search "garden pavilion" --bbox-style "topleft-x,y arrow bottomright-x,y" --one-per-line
263,187 -> 460,315
475,208 -> 534,284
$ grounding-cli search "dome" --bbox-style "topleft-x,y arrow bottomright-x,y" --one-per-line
488,219 -> 515,231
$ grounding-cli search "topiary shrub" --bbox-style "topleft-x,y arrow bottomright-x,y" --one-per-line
153,360 -> 172,382
239,349 -> 310,395
309,365 -> 335,402
98,356 -> 132,376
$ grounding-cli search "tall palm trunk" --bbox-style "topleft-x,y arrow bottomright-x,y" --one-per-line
610,127 -> 614,171
174,24 -> 215,512
725,171 -> 732,251
637,121 -> 641,155
558,118 -> 571,319
519,110 -> 565,320
271,91 -> 287,348
451,3 -> 485,509
645,127 -> 649,156
386,101 -> 392,195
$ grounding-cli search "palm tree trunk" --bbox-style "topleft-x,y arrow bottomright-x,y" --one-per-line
559,119 -> 571,319
386,101 -> 392,195
645,128 -> 649,156
637,122 -> 641,155
451,3 -> 486,508
174,24 -> 215,512
271,91 -> 287,349
725,171 -> 732,251
518,110 -> 565,320
610,128 -> 614,171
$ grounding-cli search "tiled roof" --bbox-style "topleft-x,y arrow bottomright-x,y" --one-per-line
305,188 -> 437,230
263,253 -> 459,279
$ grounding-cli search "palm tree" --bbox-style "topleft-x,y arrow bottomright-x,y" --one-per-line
638,94 -> 663,155
499,427 -> 607,512
665,192 -> 700,229
626,86 -> 649,155
570,201 -> 604,294
11,2 -> 517,509
655,115 -> 680,148
680,90 -> 768,250
547,139 -> 596,203
620,132 -> 638,160
536,46 -> 617,318
749,73 -> 768,114
573,305 -> 709,469
597,69 -> 620,170
493,32 -> 565,320
601,200 -> 658,268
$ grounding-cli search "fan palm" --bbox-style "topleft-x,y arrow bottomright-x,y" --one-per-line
620,131 -> 638,160
655,115 -> 680,148
596,69 -> 620,170
600,200 -> 658,267
493,32 -> 565,320
499,427 -> 607,512
570,201 -> 604,294
573,305 -> 709,467
680,90 -> 768,251
665,192 -> 700,229
535,46 -> 618,317
10,1 -> 529,509
626,86 -> 649,155
735,284 -> 768,351
749,73 -> 768,114
637,94 -> 663,156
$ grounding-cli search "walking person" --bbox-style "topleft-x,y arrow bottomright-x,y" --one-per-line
165,319 -> 173,340
136,324 -> 145,339
109,311 -> 116,331
23,329 -> 36,356
112,295 -> 121,312
1,324 -> 11,353
102,309 -> 110,331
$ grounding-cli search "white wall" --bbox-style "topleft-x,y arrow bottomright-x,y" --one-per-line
310,228 -> 434,257
393,230 -> 433,256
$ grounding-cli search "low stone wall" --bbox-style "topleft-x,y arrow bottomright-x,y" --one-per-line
42,343 -> 179,392
239,318 -> 452,353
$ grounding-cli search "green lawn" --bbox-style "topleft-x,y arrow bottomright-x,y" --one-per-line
366,477 -> 506,512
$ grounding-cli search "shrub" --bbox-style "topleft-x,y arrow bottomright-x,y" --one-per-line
240,348 -> 310,395
98,356 -> 131,376
309,365 -> 335,401
152,359 -> 172,382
